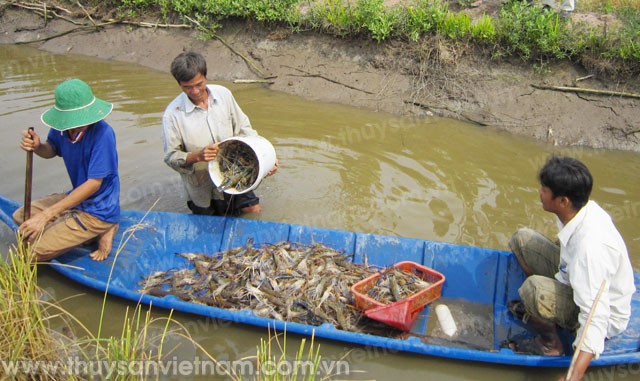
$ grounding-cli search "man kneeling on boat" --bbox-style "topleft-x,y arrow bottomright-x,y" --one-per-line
508,156 -> 635,381
13,78 -> 120,262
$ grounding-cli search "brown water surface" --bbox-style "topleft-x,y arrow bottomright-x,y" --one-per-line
1,44 -> 639,380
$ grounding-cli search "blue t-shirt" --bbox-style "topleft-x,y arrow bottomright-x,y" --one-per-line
47,120 -> 120,223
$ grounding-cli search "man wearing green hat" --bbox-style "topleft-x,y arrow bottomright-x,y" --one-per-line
12,78 -> 120,262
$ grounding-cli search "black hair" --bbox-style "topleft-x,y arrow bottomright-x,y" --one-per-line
170,51 -> 207,83
538,156 -> 593,210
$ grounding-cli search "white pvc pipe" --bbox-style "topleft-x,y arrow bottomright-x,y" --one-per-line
435,304 -> 457,337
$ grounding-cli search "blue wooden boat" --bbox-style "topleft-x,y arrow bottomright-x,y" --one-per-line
1,194 -> 638,367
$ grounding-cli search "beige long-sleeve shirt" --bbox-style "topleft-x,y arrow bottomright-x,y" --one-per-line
162,84 -> 257,207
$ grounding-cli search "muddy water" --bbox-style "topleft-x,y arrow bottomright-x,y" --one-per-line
1,44 -> 639,380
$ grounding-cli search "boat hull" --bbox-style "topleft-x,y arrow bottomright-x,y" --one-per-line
1,195 -> 638,367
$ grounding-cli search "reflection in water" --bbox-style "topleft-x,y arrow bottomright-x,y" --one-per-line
1,44 -> 639,381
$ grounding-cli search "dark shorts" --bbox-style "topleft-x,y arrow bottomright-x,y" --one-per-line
187,191 -> 259,216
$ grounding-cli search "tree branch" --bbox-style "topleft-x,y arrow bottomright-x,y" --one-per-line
14,24 -> 112,44
283,65 -> 374,94
184,15 -> 271,80
531,84 -> 640,99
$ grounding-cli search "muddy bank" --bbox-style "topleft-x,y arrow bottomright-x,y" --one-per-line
1,6 -> 639,152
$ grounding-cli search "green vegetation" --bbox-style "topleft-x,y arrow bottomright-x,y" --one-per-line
102,0 -> 640,77
496,2 -> 570,61
0,237 -> 181,380
256,330 -> 323,381
0,241 -> 69,380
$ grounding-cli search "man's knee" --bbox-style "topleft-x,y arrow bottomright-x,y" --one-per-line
12,208 -> 25,225
518,275 -> 542,316
31,245 -> 64,262
519,275 -> 564,321
519,275 -> 541,300
509,227 -> 536,253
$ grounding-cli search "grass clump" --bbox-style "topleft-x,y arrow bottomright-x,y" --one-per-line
495,2 -> 571,61
442,10 -> 472,39
353,0 -> 400,42
470,14 -> 497,42
0,236 -> 183,380
256,330 -> 322,381
613,5 -> 640,60
0,241 -> 72,380
98,306 -> 175,378
403,0 -> 450,41
305,0 -> 357,37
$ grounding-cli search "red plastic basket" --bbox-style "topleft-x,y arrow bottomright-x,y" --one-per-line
351,261 -> 445,331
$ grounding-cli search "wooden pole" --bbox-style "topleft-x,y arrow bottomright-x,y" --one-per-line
23,127 -> 34,222
566,280 -> 607,381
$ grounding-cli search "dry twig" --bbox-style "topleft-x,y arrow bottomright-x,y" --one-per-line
75,0 -> 95,27
7,0 -> 72,14
15,23 -> 115,44
233,79 -> 275,84
104,19 -> 190,28
283,65 -> 374,94
404,100 -> 490,126
184,15 -> 270,79
531,84 -> 640,99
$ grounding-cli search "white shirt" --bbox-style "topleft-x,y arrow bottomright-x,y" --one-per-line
162,85 -> 257,207
556,200 -> 635,357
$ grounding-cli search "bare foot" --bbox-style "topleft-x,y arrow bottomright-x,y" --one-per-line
90,224 -> 118,261
535,335 -> 564,356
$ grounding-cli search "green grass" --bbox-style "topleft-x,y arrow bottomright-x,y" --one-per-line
496,2 -> 570,61
255,330 -> 322,381
0,238 -> 71,380
0,233 -> 182,380
97,0 -> 640,77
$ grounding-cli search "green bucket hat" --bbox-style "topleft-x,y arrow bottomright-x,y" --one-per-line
41,78 -> 113,131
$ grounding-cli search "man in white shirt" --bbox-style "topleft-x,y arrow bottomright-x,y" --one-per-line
162,51 -> 277,216
508,156 -> 635,380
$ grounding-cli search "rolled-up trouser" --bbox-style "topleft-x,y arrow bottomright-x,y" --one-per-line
12,193 -> 115,262
509,228 -> 580,330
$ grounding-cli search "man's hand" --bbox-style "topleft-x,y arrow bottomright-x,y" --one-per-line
558,350 -> 594,381
267,159 -> 279,177
202,144 -> 219,161
19,212 -> 51,242
188,143 -> 219,164
20,129 -> 41,152
20,128 -> 56,158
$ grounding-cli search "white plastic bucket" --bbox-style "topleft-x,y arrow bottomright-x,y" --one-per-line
208,135 -> 277,195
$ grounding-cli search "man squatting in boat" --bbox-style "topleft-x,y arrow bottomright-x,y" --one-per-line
14,78 -> 120,262
509,156 -> 635,380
